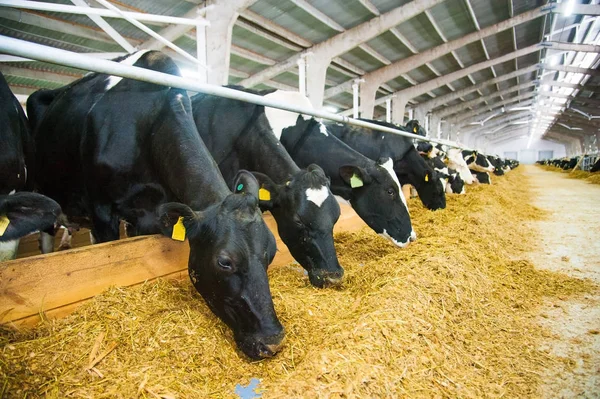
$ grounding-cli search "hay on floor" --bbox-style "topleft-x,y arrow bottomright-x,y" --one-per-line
538,164 -> 600,185
1,168 -> 597,398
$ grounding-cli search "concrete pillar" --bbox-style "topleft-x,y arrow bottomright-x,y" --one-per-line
412,105 -> 430,124
392,97 -> 408,125
359,80 -> 379,120
205,0 -> 256,85
429,114 -> 442,139
305,54 -> 331,109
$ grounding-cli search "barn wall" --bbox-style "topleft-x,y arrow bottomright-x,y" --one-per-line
484,137 -> 567,163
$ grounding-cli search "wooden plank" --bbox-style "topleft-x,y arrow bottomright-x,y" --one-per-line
1,204 -> 365,326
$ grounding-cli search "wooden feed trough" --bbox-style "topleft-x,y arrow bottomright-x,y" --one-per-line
0,204 -> 365,326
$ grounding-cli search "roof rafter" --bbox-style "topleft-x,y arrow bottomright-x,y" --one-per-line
326,5 -> 549,99
239,0 -> 446,87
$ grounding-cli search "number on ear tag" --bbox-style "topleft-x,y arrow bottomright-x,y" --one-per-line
259,188 -> 271,201
350,174 -> 364,188
424,174 -> 429,182
0,215 -> 9,236
172,217 -> 186,241
413,126 -> 418,133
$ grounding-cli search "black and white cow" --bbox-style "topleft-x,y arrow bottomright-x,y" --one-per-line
591,158 -> 600,173
462,150 -> 494,184
261,90 -> 415,246
278,116 -> 416,247
0,72 -> 63,261
446,148 -> 475,184
326,119 -> 447,210
486,155 -> 505,176
190,89 -> 343,288
426,156 -> 465,195
27,51 -> 284,360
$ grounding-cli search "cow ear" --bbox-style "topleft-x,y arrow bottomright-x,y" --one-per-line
158,203 -> 202,241
250,172 -> 278,211
232,170 -> 260,199
0,192 -> 61,242
424,169 -> 432,182
339,165 -> 371,188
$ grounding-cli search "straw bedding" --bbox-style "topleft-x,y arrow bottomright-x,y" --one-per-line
538,164 -> 600,185
1,168 -> 597,398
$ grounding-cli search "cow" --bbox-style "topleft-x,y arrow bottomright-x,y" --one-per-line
190,89 -> 343,288
277,116 -> 416,247
0,72 -> 64,261
446,148 -> 475,184
473,171 -> 491,184
426,156 -> 465,194
325,119 -> 447,210
26,51 -> 284,360
462,150 -> 495,176
591,158 -> 600,173
486,155 -> 505,176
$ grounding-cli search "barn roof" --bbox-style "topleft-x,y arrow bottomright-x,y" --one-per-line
0,0 -> 598,150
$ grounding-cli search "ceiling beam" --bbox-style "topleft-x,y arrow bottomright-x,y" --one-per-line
0,65 -> 81,85
450,92 -> 537,125
419,64 -> 539,111
288,0 -> 345,31
239,9 -> 312,48
357,0 -> 381,16
239,0 -> 446,87
436,81 -> 537,119
541,63 -> 600,76
551,3 -> 600,16
541,41 -> 600,53
461,112 -> 533,135
373,45 -> 541,107
571,96 -> 600,106
326,4 -> 549,99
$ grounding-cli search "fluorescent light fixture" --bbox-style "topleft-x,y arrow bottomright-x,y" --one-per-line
509,106 -> 532,111
563,0 -> 576,17
323,105 -> 339,113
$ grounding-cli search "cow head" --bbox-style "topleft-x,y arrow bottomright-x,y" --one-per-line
447,148 -> 475,184
405,120 -> 426,136
159,171 -> 284,360
396,149 -> 446,210
462,150 -> 495,173
252,164 -> 343,288
0,192 -> 62,242
339,158 -> 416,247
446,168 -> 466,194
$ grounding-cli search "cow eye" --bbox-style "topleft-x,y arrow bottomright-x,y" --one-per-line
387,188 -> 395,196
217,255 -> 234,271
293,216 -> 303,227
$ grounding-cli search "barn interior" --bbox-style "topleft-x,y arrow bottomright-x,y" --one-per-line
1,0 -> 599,397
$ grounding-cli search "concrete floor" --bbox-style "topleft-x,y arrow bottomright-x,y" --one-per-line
524,165 -> 600,398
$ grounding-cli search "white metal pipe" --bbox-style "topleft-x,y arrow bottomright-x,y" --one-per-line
94,0 -> 204,67
0,37 -> 468,149
70,0 -> 135,53
297,57 -> 306,96
385,98 -> 391,123
0,0 -> 208,26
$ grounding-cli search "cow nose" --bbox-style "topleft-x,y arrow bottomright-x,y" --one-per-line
409,231 -> 417,242
323,275 -> 344,287
257,341 -> 284,358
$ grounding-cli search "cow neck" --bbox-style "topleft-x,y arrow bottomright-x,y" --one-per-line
284,120 -> 316,160
153,91 -> 231,211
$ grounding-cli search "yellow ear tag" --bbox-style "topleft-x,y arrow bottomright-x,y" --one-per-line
259,188 -> 271,201
350,174 -> 363,188
171,217 -> 186,241
424,174 -> 429,182
0,215 -> 9,236
413,126 -> 418,133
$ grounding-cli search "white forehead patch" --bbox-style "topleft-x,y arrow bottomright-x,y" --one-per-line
263,91 -> 313,139
8,189 -> 16,195
379,158 -> 407,207
318,122 -> 329,136
105,50 -> 151,91
305,185 -> 330,207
